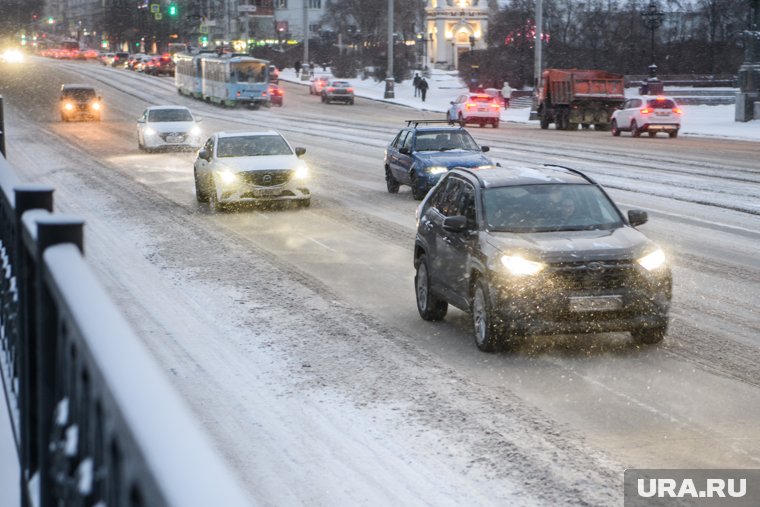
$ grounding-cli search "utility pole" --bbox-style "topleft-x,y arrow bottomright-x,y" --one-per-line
384,0 -> 394,98
529,0 -> 543,120
303,0 -> 309,66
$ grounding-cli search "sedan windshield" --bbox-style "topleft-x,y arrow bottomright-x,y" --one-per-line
484,184 -> 623,232
63,89 -> 96,101
148,109 -> 193,122
414,131 -> 480,152
217,135 -> 293,158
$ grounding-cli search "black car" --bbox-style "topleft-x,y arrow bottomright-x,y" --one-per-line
413,164 -> 672,352
384,120 -> 493,200
60,84 -> 102,122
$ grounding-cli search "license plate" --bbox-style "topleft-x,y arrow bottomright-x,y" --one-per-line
568,295 -> 623,312
166,136 -> 183,143
254,188 -> 279,197
478,107 -> 488,112
655,112 -> 670,116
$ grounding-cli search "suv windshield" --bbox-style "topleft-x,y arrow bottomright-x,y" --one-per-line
63,88 -> 96,101
217,135 -> 292,157
148,109 -> 193,122
414,130 -> 480,152
484,183 -> 623,232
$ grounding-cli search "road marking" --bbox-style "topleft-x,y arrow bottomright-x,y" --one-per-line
307,236 -> 335,252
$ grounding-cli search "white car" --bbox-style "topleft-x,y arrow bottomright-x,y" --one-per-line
610,95 -> 682,138
193,131 -> 311,210
136,106 -> 203,151
447,92 -> 501,128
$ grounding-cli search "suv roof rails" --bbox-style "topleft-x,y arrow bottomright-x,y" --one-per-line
405,119 -> 457,127
542,164 -> 598,185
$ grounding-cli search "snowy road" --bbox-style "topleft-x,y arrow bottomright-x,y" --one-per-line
1,57 -> 759,506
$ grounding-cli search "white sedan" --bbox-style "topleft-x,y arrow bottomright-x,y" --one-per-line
193,131 -> 311,210
136,106 -> 203,151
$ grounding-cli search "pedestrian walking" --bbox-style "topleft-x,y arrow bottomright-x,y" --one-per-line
418,77 -> 429,102
413,72 -> 421,97
501,80 -> 513,108
294,60 -> 301,76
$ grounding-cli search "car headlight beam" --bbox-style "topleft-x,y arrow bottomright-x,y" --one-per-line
190,125 -> 202,136
500,255 -> 545,276
427,166 -> 447,175
294,164 -> 309,180
91,102 -> 101,111
637,248 -> 666,271
219,170 -> 237,185
144,127 -> 156,136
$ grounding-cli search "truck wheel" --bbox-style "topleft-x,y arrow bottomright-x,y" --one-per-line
539,115 -> 550,129
611,120 -> 621,136
669,130 -> 679,138
568,122 -> 579,130
631,120 -> 641,137
648,131 -> 657,137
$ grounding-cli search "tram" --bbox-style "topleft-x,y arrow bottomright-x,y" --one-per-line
174,52 -> 204,99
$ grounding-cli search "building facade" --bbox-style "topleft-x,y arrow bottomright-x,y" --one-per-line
426,0 -> 489,69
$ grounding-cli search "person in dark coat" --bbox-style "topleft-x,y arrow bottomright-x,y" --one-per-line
412,72 -> 421,97
294,60 -> 301,76
418,77 -> 429,101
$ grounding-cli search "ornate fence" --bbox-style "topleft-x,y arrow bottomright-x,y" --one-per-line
0,95 -> 252,507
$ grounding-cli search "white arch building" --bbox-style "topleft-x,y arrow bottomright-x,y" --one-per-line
425,0 -> 489,70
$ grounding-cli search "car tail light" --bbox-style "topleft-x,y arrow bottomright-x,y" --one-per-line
236,91 -> 241,97
347,88 -> 354,93
327,87 -> 335,92
640,108 -> 652,114
465,102 -> 476,110
490,103 -> 500,109
673,107 -> 683,114
261,92 -> 267,96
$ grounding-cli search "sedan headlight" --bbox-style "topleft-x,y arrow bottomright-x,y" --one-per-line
190,125 -> 202,136
501,254 -> 545,276
91,102 -> 101,111
63,102 -> 74,111
294,164 -> 309,180
637,248 -> 666,271
219,170 -> 238,185
427,166 -> 447,175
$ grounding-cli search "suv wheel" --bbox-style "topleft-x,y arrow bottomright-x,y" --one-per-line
385,166 -> 400,193
631,120 -> 641,137
611,120 -> 621,136
472,278 -> 502,353
194,168 -> 209,202
415,256 -> 448,321
631,326 -> 666,345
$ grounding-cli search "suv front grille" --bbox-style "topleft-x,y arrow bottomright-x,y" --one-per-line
546,260 -> 636,291
240,170 -> 292,187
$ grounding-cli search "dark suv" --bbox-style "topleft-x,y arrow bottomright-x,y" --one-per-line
413,165 -> 672,352
60,84 -> 102,122
384,120 -> 493,200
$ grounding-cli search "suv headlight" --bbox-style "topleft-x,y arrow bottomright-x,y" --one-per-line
637,248 -> 666,271
501,255 -> 545,276
219,170 -> 237,185
294,164 -> 309,180
91,102 -> 101,111
427,166 -> 447,175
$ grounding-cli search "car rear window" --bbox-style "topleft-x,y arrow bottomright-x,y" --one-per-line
647,98 -> 676,109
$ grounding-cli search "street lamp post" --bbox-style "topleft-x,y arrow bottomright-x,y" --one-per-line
640,0 -> 664,94
384,0 -> 395,98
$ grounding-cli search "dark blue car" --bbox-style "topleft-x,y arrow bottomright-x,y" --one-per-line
384,121 -> 494,200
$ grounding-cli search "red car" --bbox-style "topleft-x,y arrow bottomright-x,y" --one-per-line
269,84 -> 284,106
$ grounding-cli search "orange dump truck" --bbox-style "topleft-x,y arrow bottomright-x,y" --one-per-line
537,69 -> 626,131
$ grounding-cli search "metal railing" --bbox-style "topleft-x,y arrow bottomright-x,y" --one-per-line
0,95 -> 252,507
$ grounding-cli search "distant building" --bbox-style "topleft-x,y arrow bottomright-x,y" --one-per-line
425,0 -> 489,70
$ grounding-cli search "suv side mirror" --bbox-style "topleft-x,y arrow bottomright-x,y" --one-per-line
295,147 -> 306,157
481,146 -> 490,153
628,209 -> 648,227
442,215 -> 469,232
399,147 -> 410,155
198,149 -> 210,160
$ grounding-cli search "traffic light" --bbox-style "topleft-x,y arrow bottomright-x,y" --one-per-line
168,3 -> 177,16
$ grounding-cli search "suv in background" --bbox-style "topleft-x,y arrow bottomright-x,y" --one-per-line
447,92 -> 501,128
384,120 -> 494,200
60,84 -> 102,121
413,165 -> 672,352
611,95 -> 682,138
